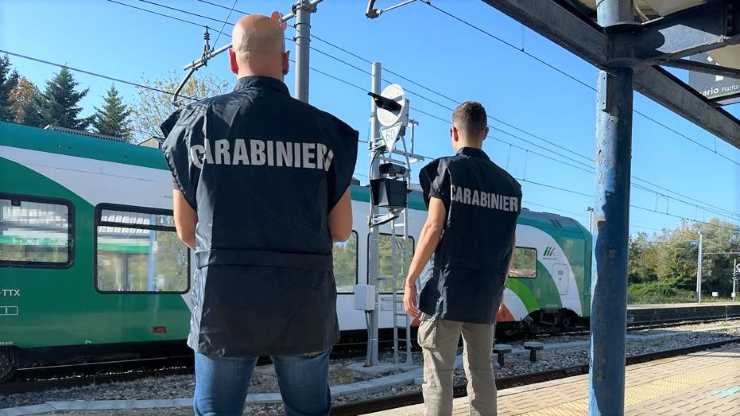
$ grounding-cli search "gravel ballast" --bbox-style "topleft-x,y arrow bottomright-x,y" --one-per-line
2,320 -> 738,415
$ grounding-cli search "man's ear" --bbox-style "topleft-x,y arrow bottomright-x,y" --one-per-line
451,126 -> 460,143
282,51 -> 290,75
229,48 -> 239,74
481,126 -> 489,141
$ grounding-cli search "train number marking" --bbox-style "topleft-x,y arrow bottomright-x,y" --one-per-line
0,289 -> 20,297
0,306 -> 19,316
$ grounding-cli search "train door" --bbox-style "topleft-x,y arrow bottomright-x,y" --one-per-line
553,263 -> 570,296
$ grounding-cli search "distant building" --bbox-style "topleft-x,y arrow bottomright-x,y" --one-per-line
137,137 -> 162,149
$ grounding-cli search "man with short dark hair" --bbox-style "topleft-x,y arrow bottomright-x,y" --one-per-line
404,101 -> 521,416
161,14 -> 357,416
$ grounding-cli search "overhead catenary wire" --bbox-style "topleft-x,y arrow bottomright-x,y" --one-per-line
185,0 -> 740,214
10,1 -> 738,230
411,101 -> 740,222
0,49 -> 198,102
421,0 -> 740,167
115,0 -> 597,166
213,0 -> 239,47
113,0 -> 740,221
5,47 -> 735,232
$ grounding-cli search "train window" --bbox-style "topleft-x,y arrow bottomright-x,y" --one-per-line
95,204 -> 189,293
333,231 -> 358,293
374,233 -> 415,293
509,247 -> 537,278
0,195 -> 72,267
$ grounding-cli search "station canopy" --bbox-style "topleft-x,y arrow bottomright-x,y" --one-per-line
482,0 -> 740,148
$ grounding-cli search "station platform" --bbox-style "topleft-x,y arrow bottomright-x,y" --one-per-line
627,302 -> 740,325
368,343 -> 740,416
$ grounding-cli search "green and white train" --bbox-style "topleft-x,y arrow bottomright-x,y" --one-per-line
0,121 -> 592,380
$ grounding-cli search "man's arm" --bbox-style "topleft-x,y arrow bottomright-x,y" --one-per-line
173,189 -> 197,250
329,187 -> 352,242
403,196 -> 447,318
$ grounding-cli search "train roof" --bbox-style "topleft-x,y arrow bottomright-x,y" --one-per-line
1,121 -> 590,238
0,121 -> 167,170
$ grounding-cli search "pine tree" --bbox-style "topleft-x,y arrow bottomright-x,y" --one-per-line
37,67 -> 91,130
0,55 -> 19,122
92,86 -> 132,140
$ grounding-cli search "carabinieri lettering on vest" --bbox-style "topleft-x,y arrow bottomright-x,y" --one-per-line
189,139 -> 334,171
450,184 -> 519,212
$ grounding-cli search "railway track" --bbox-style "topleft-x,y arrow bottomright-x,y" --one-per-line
2,316 -> 737,397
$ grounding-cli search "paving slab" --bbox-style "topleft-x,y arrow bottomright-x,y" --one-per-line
368,343 -> 740,416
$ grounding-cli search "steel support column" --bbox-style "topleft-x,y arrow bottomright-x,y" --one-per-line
589,2 -> 634,415
590,66 -> 633,416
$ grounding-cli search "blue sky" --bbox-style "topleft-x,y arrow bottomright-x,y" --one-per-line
1,0 -> 738,235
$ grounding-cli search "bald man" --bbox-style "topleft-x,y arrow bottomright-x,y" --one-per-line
161,14 -> 358,416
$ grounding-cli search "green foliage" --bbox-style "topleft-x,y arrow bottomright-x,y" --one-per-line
628,219 -> 739,301
132,73 -> 229,142
627,280 -> 695,304
510,247 -> 537,278
96,230 -> 188,292
10,77 -> 43,127
0,55 -> 19,122
36,67 -> 91,130
377,234 -> 414,293
333,234 -> 358,292
92,86 -> 132,140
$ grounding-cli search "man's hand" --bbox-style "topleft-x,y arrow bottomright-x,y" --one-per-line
404,281 -> 420,319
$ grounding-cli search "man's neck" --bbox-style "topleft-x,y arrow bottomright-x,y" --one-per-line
458,141 -> 482,150
237,66 -> 283,81
237,72 -> 283,82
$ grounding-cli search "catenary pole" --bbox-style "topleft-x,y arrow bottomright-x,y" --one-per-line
366,62 -> 382,366
293,0 -> 312,102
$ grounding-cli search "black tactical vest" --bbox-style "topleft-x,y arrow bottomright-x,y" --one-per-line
418,147 -> 521,324
161,76 -> 358,356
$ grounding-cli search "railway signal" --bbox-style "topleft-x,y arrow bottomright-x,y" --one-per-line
362,67 -> 425,367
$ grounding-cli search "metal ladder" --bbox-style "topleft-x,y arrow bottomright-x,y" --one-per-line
370,118 -> 423,366
390,213 -> 413,365
388,126 -> 416,365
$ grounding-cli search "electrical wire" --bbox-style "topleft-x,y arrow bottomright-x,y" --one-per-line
15,1 -> 739,230
114,0 -> 598,166
0,49 -> 198,101
213,0 -> 238,47
421,0 -> 740,167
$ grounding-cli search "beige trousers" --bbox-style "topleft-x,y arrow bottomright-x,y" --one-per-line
417,315 -> 496,416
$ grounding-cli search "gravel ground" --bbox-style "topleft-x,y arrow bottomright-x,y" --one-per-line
4,320 -> 739,416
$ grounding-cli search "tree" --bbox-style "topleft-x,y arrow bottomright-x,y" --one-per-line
92,85 -> 132,140
628,232 -> 659,284
37,67 -> 91,130
9,76 -> 43,127
629,219 -> 740,298
132,73 -> 229,142
0,55 -> 19,122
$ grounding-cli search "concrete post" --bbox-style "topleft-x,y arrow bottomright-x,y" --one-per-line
697,231 -> 703,302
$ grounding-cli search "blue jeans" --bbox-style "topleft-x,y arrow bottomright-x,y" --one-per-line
193,351 -> 331,416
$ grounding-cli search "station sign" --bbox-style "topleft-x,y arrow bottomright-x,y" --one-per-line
687,50 -> 740,105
